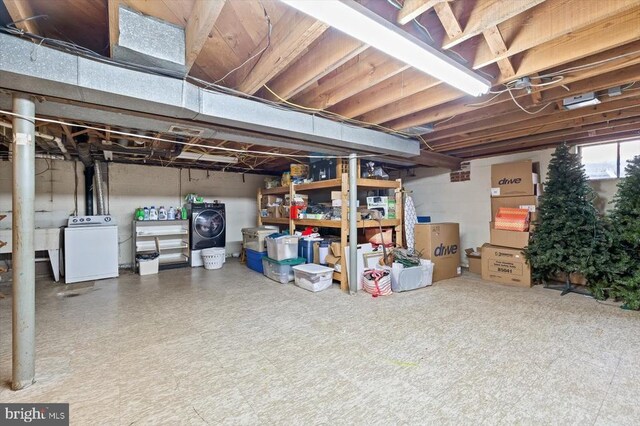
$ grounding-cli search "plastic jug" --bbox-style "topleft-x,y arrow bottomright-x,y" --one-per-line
143,207 -> 150,221
149,206 -> 158,221
158,206 -> 167,220
168,207 -> 176,220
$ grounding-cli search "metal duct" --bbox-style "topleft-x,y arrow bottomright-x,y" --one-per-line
0,33 -> 428,160
94,160 -> 106,215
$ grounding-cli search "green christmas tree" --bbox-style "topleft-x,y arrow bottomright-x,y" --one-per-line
608,155 -> 640,309
524,143 -> 610,291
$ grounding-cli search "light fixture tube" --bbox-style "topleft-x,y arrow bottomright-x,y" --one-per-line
176,151 -> 238,164
280,0 -> 491,96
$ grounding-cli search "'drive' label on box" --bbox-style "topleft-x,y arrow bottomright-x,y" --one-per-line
490,160 -> 540,197
415,223 -> 460,282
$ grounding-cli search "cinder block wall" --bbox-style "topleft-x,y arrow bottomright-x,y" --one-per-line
405,147 -> 618,266
0,160 -> 266,266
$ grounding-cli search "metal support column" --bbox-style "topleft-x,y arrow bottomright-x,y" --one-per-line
11,93 -> 36,390
348,153 -> 358,294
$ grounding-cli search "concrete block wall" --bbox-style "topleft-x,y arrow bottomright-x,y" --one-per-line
0,159 -> 266,266
404,148 -> 618,266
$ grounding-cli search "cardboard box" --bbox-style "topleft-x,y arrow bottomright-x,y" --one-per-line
332,199 -> 360,207
267,206 -> 281,218
491,160 -> 540,197
290,163 -> 309,178
285,194 -> 308,206
489,222 -> 530,249
325,241 -> 342,268
491,195 -> 538,222
261,195 -> 282,206
414,223 -> 460,282
481,243 -> 532,287
465,248 -> 482,274
331,191 -> 343,200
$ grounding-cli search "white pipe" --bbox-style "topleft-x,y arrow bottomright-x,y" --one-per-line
0,121 -> 71,160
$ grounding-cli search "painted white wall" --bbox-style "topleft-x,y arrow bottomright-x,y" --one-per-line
404,148 -> 619,266
0,159 -> 266,266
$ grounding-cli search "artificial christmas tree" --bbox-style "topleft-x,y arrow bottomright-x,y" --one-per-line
524,143 -> 610,295
608,156 -> 640,309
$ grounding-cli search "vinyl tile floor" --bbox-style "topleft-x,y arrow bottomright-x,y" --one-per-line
1,260 -> 639,425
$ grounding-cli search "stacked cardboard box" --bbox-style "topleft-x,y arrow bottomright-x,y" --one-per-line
415,223 -> 460,283
482,160 -> 540,287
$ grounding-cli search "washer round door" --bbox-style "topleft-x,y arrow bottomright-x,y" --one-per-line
193,209 -> 225,240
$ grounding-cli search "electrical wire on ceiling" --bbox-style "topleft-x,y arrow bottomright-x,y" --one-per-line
4,12 -> 640,142
0,109 -> 385,160
385,0 -> 470,66
214,1 -> 272,85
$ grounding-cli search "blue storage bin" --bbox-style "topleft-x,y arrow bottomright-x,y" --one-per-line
246,249 -> 267,273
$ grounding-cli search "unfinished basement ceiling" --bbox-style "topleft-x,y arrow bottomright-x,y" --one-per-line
1,0 -> 640,171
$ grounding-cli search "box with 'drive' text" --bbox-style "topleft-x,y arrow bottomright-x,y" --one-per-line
414,223 -> 460,282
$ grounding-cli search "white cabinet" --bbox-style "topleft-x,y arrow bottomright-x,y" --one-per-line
132,220 -> 190,271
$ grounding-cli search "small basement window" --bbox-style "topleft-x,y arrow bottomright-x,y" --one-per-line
580,140 -> 640,179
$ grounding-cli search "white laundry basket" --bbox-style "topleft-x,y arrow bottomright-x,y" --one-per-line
201,248 -> 225,270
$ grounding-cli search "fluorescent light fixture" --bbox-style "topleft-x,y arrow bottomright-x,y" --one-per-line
280,0 -> 491,96
176,151 -> 238,164
562,92 -> 601,110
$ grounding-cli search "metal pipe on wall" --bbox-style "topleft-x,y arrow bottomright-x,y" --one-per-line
94,160 -> 106,215
348,153 -> 358,294
11,93 -> 36,390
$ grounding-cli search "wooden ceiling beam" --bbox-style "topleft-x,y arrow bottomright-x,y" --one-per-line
433,95 -> 640,150
236,9 -> 328,95
185,0 -> 226,73
482,26 -> 515,78
450,120 -> 640,158
262,30 -> 367,100
292,50 -> 408,110
107,0 -> 120,58
329,70 -> 440,118
433,1 -> 462,40
471,0 -> 639,69
429,63 -> 640,138
441,0 -> 545,50
396,150 -> 462,170
397,43 -> 640,131
3,0 -> 41,34
384,10 -> 640,131
397,0 -> 448,25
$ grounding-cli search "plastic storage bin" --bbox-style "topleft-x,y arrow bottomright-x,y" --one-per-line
298,237 -> 323,263
292,264 -> 334,292
242,226 -> 278,252
138,258 -> 159,275
266,235 -> 299,261
262,257 -> 306,284
246,249 -> 267,273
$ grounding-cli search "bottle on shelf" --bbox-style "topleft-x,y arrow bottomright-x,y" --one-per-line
143,207 -> 150,221
149,206 -> 158,221
168,206 -> 176,220
158,206 -> 167,221
181,206 -> 188,220
135,207 -> 144,221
